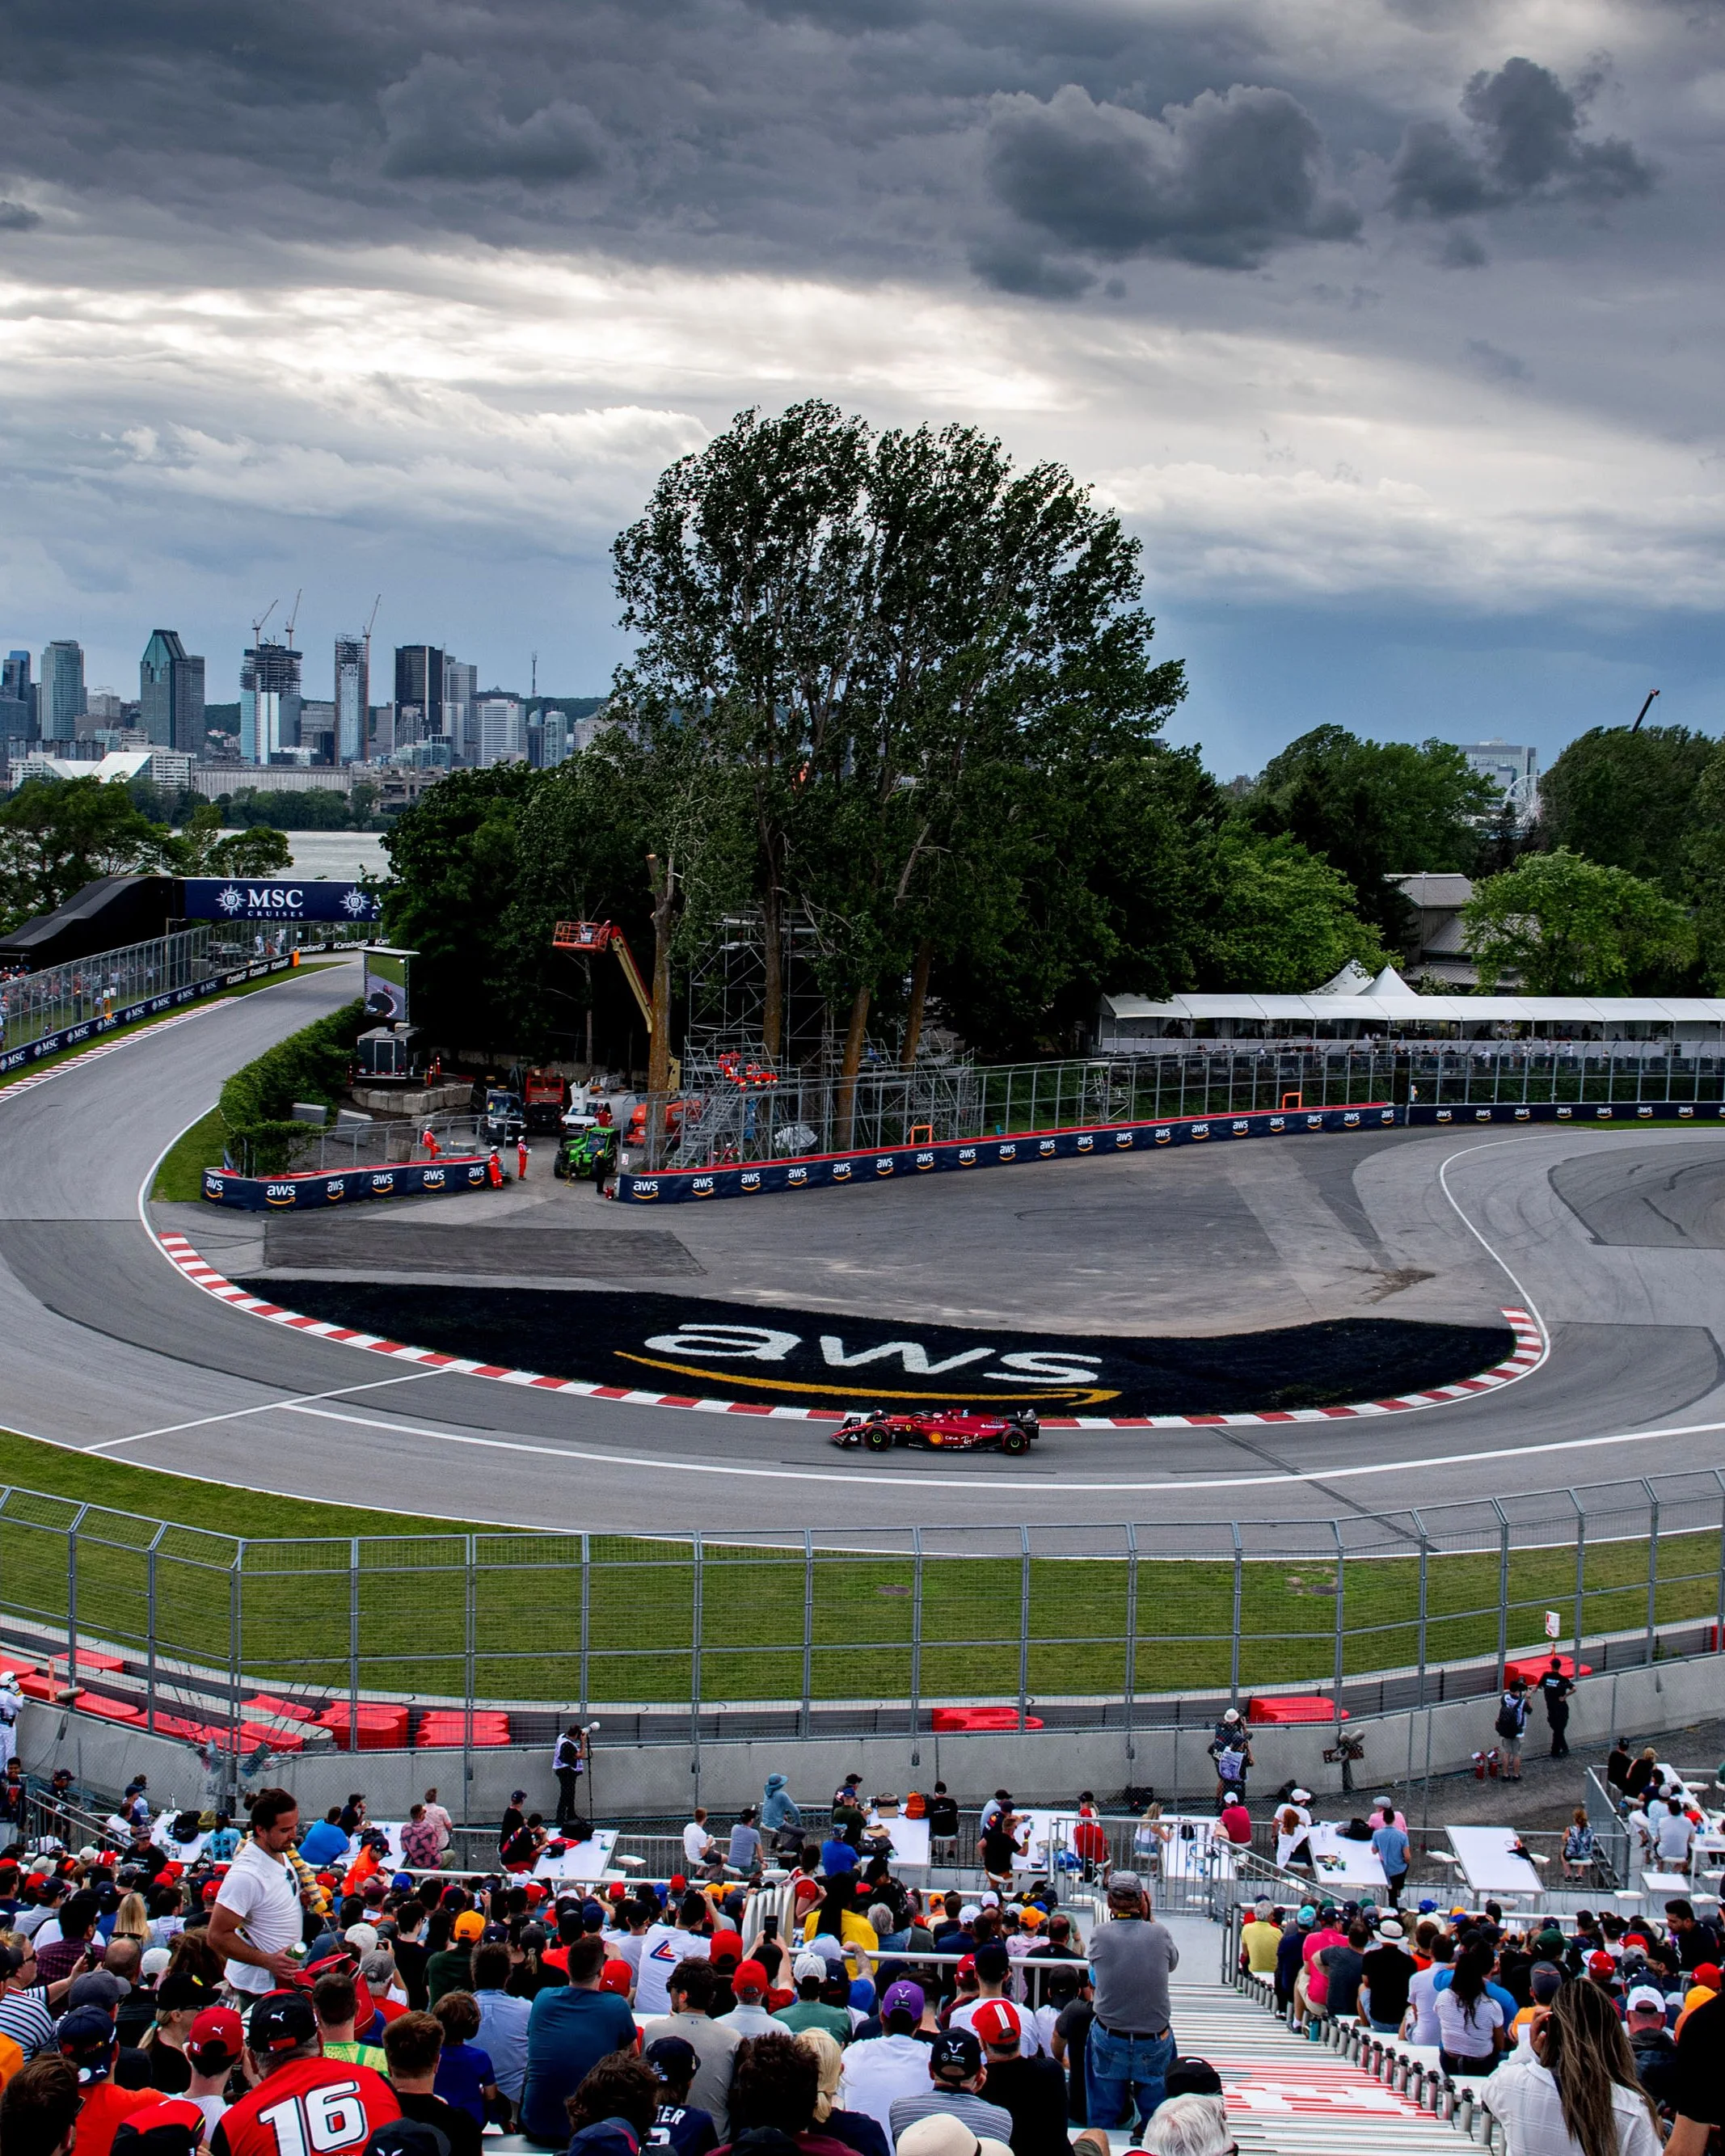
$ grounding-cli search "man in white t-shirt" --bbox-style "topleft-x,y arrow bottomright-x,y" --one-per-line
1655,1800 -> 1698,1868
208,1789 -> 306,1995
947,1945 -> 1040,2055
634,1892 -> 711,2018
681,1811 -> 719,1878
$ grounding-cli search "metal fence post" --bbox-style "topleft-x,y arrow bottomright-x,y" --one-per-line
348,1538 -> 361,1753
1411,1510 -> 1429,1707
1643,1482 -> 1660,1663
801,1533 -> 814,1740
1124,1525 -> 1138,1766
1331,1523 -> 1346,1716
463,1536 -> 477,1820
1570,1493 -> 1586,1674
1491,1500 -> 1510,1677
690,1536 -> 703,1796
1229,1524 -> 1242,1708
65,1505 -> 88,1691
1019,1529 -> 1032,1731
146,1526 -> 165,1732
229,1550 -> 244,1810
578,1534 -> 590,1718
1714,1474 -> 1725,1649
909,1529 -> 923,1757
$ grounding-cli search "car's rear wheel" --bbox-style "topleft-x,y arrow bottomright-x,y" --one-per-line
864,1426 -> 894,1453
1001,1427 -> 1029,1455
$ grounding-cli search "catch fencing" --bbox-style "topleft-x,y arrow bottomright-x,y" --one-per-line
3,1468 -> 1725,1783
640,1047 -> 1725,1170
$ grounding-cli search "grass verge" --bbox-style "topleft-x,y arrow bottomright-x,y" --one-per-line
0,1427 -> 1714,1707
152,1108 -> 230,1202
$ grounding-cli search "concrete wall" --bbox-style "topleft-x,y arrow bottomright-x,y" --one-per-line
19,1650 -> 1723,1833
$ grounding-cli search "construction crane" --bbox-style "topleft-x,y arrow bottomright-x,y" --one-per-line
283,588 -> 302,646
552,921 -> 652,1032
1631,690 -> 1660,732
251,597 -> 278,645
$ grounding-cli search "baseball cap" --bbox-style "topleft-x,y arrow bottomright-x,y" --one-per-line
1165,2059 -> 1225,2099
882,1979 -> 926,2020
599,1960 -> 633,1995
896,2120 -> 1011,2156
140,1947 -> 172,1980
1626,1985 -> 1667,2013
973,1943 -> 1010,1981
1530,1964 -> 1564,2003
793,1951 -> 829,1981
68,1970 -> 130,2011
972,1999 -> 1022,2046
188,2004 -> 243,2066
930,2027 -> 983,2081
958,1904 -> 980,1926
1587,1951 -> 1616,1976
1377,1920 -> 1406,1942
452,1911 -> 484,1941
112,2097 -> 208,2156
344,1922 -> 380,1952
1290,1787 -> 1312,1804
708,1929 -> 744,1964
248,1988 -> 318,2054
58,2006 -> 120,2080
1106,1871 -> 1143,1895
644,2036 -> 700,2082
732,1959 -> 769,1996
1695,1962 -> 1723,1987
154,1975 -> 215,2014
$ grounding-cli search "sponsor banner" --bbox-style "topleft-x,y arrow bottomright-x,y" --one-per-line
181,878 -> 381,924
1406,1100 -> 1713,1127
0,955 -> 304,1078
202,1155 -> 491,1211
619,1102 -> 1403,1205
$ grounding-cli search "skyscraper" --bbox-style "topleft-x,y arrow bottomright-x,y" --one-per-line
39,641 -> 85,738
240,639 -> 303,762
444,657 -> 476,762
394,644 -> 444,745
335,634 -> 369,763
477,696 -> 525,765
0,652 -> 34,747
138,630 -> 206,753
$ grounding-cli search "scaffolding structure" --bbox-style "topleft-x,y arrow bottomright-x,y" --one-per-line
684,911 -> 836,1070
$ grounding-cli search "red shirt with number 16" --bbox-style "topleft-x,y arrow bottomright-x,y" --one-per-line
212,2058 -> 401,2156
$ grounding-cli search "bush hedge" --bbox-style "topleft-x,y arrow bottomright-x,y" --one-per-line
219,999 -> 366,1172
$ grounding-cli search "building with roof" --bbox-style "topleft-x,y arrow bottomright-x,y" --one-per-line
1095,960 -> 1725,1049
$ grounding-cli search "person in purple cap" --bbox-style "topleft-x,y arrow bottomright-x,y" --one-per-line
835,1981 -> 934,2140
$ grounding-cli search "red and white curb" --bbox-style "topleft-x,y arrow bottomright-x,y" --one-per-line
153,1229 -> 1546,1428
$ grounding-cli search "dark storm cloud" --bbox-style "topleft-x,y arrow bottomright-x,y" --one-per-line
0,202 -> 42,230
378,58 -> 604,186
1390,57 -> 1655,220
982,82 -> 1360,275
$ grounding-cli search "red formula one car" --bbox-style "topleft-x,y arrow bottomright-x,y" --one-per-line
830,1407 -> 1040,1455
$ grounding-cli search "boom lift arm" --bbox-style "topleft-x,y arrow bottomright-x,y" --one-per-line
552,920 -> 653,1033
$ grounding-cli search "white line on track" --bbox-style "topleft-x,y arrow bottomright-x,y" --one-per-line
83,1366 -> 454,1453
278,1400 -> 1725,1494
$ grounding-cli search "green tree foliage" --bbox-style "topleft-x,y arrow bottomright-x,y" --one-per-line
1244,725 -> 1498,941
1538,725 -> 1714,888
158,801 -> 292,876
1192,833 -> 1387,992
0,777 -> 169,931
221,784 -> 375,831
1462,848 -> 1694,994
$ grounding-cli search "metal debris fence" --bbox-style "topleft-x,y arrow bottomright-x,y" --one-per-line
643,1048 -> 1725,1171
2,1470 -> 1723,1763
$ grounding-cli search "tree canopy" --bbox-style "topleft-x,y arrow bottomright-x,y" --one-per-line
1462,848 -> 1694,995
1537,724 -> 1714,890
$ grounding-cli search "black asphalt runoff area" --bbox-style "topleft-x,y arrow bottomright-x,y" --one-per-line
235,1277 -> 1513,1414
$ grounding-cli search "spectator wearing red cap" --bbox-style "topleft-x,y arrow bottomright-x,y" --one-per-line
971,2001 -> 1069,2156
210,1989 -> 398,2156
183,2005 -> 243,2139
1675,1962 -> 1722,2037
950,1947 -> 1037,2057
722,1959 -> 779,2039
642,1960 -> 740,2140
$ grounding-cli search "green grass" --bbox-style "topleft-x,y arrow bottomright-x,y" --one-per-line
0,1427 -> 1716,1708
2,961 -> 343,1103
152,1108 -> 230,1201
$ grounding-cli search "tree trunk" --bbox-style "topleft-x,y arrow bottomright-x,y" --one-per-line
646,851 -> 676,1103
900,936 -> 934,1067
761,873 -> 784,1065
583,957 -> 594,1076
834,984 -> 872,1151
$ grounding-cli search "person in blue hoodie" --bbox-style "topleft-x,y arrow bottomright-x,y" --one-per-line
761,1777 -> 803,1859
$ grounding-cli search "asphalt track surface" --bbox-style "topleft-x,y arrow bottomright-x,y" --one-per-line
2,955 -> 1723,1536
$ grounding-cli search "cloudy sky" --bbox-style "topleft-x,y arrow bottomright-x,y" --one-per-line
2,0 -> 1721,774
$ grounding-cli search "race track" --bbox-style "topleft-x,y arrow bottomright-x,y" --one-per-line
2,957 -> 1723,1535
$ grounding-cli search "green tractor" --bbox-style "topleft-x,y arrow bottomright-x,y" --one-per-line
554,1121 -> 618,1183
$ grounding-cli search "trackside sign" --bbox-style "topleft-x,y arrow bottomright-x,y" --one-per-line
180,879 -> 381,923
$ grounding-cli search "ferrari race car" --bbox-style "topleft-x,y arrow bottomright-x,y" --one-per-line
830,1407 -> 1040,1455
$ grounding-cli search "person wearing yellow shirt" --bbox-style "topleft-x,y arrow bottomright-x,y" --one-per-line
1239,1901 -> 1282,1978
801,1879 -> 878,1977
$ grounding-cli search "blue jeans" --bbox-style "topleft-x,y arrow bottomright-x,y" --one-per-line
1086,2022 -> 1177,2130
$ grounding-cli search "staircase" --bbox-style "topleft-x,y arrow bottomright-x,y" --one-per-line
1161,1921 -> 1495,2154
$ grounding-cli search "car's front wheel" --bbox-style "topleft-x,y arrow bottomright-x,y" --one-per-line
864,1426 -> 894,1453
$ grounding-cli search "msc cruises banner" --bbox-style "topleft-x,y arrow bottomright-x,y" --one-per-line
181,879 -> 382,924
618,1103 -> 1403,1205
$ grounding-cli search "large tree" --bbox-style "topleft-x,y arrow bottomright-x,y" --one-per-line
1462,848 -> 1693,994
1244,725 -> 1497,942
0,777 -> 170,931
1538,724 -> 1714,889
1191,832 -> 1385,992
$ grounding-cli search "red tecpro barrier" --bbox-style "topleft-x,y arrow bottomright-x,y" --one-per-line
242,1693 -> 317,1724
1248,1695 -> 1350,1724
416,1713 -> 512,1748
929,1707 -> 1046,1732
1504,1654 -> 1592,1685
317,1701 -> 411,1750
